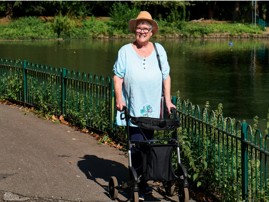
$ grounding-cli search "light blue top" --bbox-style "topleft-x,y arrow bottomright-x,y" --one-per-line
113,42 -> 170,126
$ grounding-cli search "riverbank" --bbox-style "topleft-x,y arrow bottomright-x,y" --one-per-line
0,16 -> 268,40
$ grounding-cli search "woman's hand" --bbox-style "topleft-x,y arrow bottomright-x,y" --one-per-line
116,100 -> 126,111
166,100 -> 176,114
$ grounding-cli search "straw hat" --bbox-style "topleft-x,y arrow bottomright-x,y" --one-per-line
129,11 -> 158,35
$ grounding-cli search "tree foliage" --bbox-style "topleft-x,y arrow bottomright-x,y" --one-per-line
109,2 -> 139,33
0,1 -> 268,24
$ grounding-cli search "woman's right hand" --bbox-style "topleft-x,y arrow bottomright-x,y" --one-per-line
116,100 -> 126,111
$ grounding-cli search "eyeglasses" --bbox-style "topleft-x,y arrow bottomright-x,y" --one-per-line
136,27 -> 152,34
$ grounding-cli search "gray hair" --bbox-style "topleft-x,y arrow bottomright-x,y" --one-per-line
136,20 -> 153,30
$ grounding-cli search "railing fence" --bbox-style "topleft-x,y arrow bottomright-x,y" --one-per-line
177,99 -> 269,201
0,58 -> 114,132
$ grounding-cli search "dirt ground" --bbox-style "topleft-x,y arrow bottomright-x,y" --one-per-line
0,17 -> 10,24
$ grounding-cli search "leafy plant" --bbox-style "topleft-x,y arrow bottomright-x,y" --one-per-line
0,17 -> 54,39
108,2 -> 139,34
0,72 -> 22,101
52,14 -> 76,38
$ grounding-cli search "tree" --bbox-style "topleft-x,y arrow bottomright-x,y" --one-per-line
132,1 -> 191,21
4,1 -> 14,18
0,1 -> 266,24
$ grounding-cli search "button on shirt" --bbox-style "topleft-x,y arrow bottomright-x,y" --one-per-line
113,43 -> 170,126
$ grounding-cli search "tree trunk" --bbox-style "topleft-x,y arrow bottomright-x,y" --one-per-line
5,2 -> 13,19
233,1 -> 240,22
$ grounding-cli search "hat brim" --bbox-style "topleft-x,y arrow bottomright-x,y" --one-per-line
129,19 -> 158,35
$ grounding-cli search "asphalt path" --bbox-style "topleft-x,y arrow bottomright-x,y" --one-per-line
0,103 -> 194,202
0,103 -> 130,202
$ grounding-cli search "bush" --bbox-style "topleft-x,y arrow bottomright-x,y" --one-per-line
52,14 -> 76,38
108,2 -> 139,34
0,15 -> 265,39
0,17 -> 54,39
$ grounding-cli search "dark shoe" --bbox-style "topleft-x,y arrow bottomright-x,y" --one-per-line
144,186 -> 153,195
139,193 -> 145,201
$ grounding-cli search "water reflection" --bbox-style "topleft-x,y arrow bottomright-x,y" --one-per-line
0,39 -> 268,130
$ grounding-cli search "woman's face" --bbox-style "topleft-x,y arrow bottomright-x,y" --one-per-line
135,21 -> 153,44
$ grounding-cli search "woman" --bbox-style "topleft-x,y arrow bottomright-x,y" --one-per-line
113,11 -> 175,201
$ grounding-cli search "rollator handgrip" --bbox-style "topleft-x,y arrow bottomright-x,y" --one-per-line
120,106 -> 130,121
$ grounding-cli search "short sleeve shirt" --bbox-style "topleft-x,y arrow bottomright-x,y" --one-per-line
113,42 -> 170,126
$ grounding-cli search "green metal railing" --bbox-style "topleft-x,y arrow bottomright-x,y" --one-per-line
177,100 -> 269,201
0,58 -> 268,201
0,58 -> 114,132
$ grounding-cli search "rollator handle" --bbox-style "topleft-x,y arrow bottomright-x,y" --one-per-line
120,106 -> 130,121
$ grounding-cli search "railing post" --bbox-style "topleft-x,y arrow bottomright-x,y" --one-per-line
23,60 -> 27,105
241,121 -> 249,201
172,95 -> 177,106
265,134 -> 269,194
61,68 -> 67,115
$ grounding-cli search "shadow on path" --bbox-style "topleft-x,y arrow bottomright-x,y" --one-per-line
77,155 -> 172,202
77,154 -> 129,200
78,154 -> 128,184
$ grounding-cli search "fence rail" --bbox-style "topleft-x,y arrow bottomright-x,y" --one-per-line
1,58 -> 268,201
177,99 -> 269,201
0,58 -> 115,132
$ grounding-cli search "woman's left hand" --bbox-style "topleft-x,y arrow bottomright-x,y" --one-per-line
166,101 -> 176,114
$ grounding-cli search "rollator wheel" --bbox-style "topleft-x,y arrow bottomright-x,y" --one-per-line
178,187 -> 189,202
108,176 -> 118,200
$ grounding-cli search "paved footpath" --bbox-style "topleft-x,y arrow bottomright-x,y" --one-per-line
0,103 -> 195,202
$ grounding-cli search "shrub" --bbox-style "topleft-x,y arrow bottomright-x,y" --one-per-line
108,2 -> 139,34
52,14 -> 76,38
0,17 -> 54,39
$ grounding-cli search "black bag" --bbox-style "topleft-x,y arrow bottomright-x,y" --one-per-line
140,144 -> 176,181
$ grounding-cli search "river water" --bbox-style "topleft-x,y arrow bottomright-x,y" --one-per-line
0,39 -> 268,130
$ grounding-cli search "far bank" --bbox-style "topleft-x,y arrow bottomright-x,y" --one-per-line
0,16 -> 267,40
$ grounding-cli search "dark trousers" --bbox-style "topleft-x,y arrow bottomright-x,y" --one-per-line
129,126 -> 154,191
